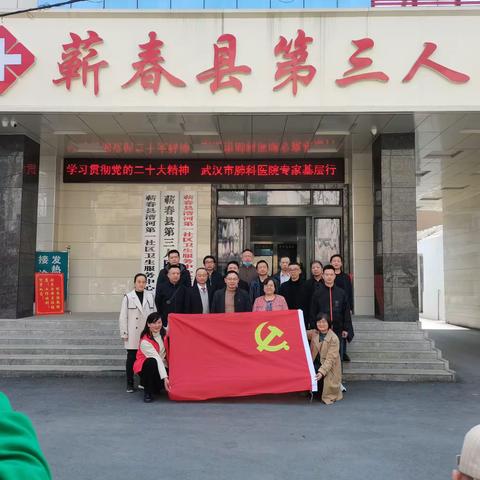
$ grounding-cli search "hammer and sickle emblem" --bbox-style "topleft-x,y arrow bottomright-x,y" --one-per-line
255,321 -> 290,352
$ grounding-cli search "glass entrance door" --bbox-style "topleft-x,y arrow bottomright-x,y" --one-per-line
250,217 -> 306,274
215,187 -> 347,275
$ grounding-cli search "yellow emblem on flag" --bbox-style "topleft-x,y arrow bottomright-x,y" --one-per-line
255,321 -> 290,352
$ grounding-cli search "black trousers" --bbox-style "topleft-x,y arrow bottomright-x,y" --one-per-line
126,349 -> 137,386
140,358 -> 167,394
316,376 -> 325,399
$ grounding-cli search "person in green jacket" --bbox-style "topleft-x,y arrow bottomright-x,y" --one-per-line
0,392 -> 51,480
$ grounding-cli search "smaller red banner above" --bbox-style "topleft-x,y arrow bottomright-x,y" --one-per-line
35,273 -> 65,315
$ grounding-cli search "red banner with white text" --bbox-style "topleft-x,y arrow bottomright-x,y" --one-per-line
167,310 -> 317,401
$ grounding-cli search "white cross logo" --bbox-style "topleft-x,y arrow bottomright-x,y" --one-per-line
0,38 -> 21,82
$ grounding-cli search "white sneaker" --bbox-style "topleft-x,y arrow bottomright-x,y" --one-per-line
341,383 -> 347,393
138,384 -> 144,390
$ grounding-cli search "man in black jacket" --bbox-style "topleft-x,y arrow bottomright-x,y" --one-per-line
186,267 -> 212,314
201,255 -> 224,293
211,271 -> 252,313
156,249 -> 191,288
155,265 -> 187,327
279,262 -> 310,317
225,261 -> 249,293
310,264 -> 354,349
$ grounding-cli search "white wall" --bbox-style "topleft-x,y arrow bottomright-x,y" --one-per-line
418,229 -> 445,321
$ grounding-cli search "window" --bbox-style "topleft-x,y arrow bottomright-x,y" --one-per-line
313,190 -> 341,206
217,218 -> 244,270
218,190 -> 245,205
314,218 -> 341,265
247,190 -> 310,206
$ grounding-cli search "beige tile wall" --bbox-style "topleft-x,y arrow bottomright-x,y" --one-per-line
36,152 -> 58,251
351,150 -> 375,316
443,190 -> 480,329
52,182 -> 211,312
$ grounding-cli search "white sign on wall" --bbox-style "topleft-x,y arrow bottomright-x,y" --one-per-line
180,192 -> 197,285
141,192 -> 160,292
3,11 -> 480,112
160,191 -> 180,269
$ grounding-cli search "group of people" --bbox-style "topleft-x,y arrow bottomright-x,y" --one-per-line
119,248 -> 354,404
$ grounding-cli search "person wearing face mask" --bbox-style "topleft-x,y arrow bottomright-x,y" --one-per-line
238,248 -> 258,286
133,312 -> 170,403
119,273 -> 156,393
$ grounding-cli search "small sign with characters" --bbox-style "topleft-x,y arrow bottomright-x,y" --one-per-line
35,251 -> 69,299
35,273 -> 65,315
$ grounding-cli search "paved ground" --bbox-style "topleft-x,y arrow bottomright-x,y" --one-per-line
2,326 -> 479,480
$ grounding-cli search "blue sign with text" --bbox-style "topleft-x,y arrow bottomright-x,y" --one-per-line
35,251 -> 69,299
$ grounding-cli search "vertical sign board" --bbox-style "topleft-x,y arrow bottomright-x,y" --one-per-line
35,251 -> 69,299
180,192 -> 197,285
141,192 -> 160,293
35,273 -> 65,315
160,191 -> 180,269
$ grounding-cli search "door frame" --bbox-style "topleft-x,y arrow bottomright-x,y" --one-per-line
211,183 -> 351,274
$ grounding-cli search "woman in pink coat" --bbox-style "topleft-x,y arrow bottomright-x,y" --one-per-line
252,277 -> 288,312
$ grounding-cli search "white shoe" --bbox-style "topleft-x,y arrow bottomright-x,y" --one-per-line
138,384 -> 144,390
341,383 -> 347,393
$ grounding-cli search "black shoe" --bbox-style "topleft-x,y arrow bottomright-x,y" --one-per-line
143,392 -> 153,403
343,353 -> 351,362
126,383 -> 135,393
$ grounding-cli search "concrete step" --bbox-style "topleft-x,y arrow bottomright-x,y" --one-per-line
0,345 -> 125,355
352,321 -> 422,330
0,365 -> 124,377
348,340 -> 434,351
0,329 -> 119,336
343,368 -> 455,382
351,331 -> 426,340
343,359 -> 449,371
0,355 -> 124,366
349,350 -> 440,360
0,337 -> 122,346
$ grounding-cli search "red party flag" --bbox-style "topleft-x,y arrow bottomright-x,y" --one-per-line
167,310 -> 317,401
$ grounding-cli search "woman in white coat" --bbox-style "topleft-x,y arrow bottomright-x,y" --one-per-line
119,273 -> 155,392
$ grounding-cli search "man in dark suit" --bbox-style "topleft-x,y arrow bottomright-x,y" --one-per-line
201,255 -> 224,293
279,262 -> 310,327
186,267 -> 212,314
225,261 -> 249,293
156,249 -> 191,288
211,270 -> 252,313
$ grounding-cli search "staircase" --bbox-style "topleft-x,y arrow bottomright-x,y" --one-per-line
0,314 -> 124,376
0,314 -> 455,381
343,318 -> 455,382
